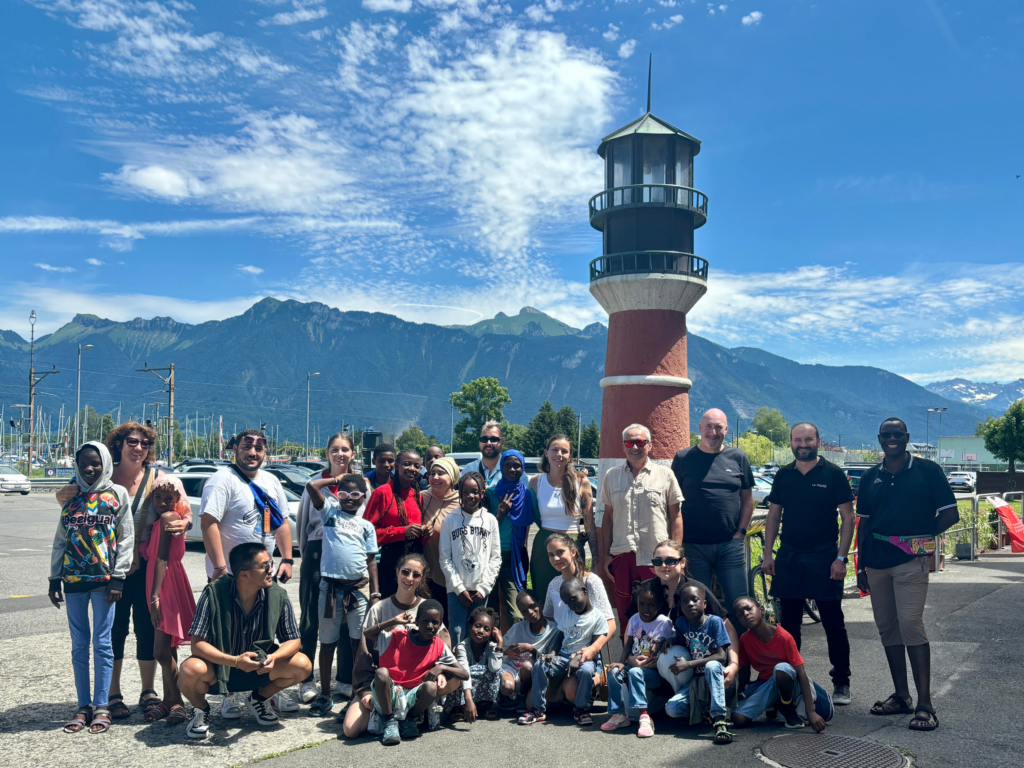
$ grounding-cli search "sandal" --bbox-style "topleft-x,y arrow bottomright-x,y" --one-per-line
713,719 -> 735,745
90,708 -> 112,734
63,707 -> 92,733
144,701 -> 170,722
908,705 -> 939,731
165,705 -> 188,725
308,696 -> 333,717
517,710 -> 545,725
483,704 -> 501,720
108,695 -> 130,720
870,693 -> 913,716
140,690 -> 162,719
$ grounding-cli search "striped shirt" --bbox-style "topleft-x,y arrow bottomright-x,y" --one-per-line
189,583 -> 299,656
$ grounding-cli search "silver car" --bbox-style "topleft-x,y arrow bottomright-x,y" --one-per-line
0,465 -> 31,495
753,476 -> 773,508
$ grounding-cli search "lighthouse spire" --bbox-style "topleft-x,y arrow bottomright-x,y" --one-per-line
646,53 -> 652,114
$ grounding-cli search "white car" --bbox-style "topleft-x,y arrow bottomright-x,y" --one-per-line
947,472 -> 975,492
753,476 -> 773,507
176,472 -> 299,553
0,465 -> 31,495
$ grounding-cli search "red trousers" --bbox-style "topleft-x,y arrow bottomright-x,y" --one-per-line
608,553 -> 655,639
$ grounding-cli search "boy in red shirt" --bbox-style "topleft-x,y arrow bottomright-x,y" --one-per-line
731,596 -> 833,731
364,600 -> 468,746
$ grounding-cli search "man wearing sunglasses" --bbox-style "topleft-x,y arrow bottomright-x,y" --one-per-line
597,423 -> 683,635
854,417 -> 958,732
199,429 -> 297,717
462,421 -> 505,488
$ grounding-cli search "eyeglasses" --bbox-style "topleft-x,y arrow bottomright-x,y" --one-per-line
248,561 -> 272,574
400,568 -> 424,579
124,437 -> 152,448
239,437 -> 267,451
879,431 -> 907,440
336,491 -> 365,500
651,556 -> 682,567
623,439 -> 649,448
479,436 -> 502,444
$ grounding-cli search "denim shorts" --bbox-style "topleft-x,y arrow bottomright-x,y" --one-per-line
317,583 -> 369,643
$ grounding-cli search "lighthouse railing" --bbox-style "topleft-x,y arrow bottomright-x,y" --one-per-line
589,184 -> 708,226
589,251 -> 709,283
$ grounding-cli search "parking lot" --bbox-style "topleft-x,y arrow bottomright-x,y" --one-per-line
2,491 -> 1021,768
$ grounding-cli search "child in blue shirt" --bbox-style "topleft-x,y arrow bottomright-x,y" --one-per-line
306,473 -> 379,716
665,584 -> 734,744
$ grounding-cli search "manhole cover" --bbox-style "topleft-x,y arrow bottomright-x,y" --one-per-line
761,734 -> 908,768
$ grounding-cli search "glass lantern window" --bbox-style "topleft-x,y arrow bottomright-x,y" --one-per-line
612,140 -> 632,205
674,139 -> 692,188
643,135 -> 667,202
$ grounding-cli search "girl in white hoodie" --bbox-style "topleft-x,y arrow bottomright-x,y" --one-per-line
440,471 -> 502,646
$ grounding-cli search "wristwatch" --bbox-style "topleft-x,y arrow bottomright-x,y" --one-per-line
370,592 -> 382,599
835,555 -> 848,563
280,558 -> 294,565
738,528 -> 747,537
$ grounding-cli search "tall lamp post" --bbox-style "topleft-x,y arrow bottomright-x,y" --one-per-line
27,310 -> 59,471
77,344 -> 93,447
932,406 -> 948,464
306,372 -> 320,459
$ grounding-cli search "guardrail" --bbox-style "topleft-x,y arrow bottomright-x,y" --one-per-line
589,251 -> 709,282
589,184 -> 709,227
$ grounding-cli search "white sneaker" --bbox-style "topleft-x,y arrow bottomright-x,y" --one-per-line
270,690 -> 299,713
186,706 -> 211,739
220,694 -> 243,719
245,693 -> 280,726
299,681 -> 319,704
332,681 -> 353,700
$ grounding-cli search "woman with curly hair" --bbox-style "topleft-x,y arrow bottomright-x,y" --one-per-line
55,421 -> 183,720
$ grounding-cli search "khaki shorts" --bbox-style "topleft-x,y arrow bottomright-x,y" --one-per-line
866,557 -> 930,647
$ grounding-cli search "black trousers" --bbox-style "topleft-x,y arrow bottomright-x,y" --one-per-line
298,539 -> 354,685
112,557 -> 155,662
780,598 -> 851,687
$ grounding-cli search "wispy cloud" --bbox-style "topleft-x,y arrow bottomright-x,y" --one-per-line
85,258 -> 105,266
602,23 -> 620,41
237,265 -> 264,275
363,0 -> 413,11
651,15 -> 683,31
618,38 -> 636,58
35,263 -> 76,273
741,11 -> 763,26
258,2 -> 328,27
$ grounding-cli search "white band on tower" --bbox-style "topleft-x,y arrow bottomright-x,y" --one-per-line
599,375 -> 692,390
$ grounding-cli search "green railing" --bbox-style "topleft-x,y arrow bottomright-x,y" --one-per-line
589,251 -> 709,282
589,184 -> 708,227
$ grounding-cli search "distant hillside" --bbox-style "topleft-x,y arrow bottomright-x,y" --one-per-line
0,299 -> 985,445
926,378 -> 1024,414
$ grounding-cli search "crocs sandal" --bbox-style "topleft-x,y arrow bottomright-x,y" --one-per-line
144,701 -> 170,722
166,705 -> 188,725
308,695 -> 333,717
713,719 -> 735,745
909,705 -> 938,731
107,695 -> 130,720
870,693 -> 913,716
63,707 -> 91,733
90,708 -> 112,734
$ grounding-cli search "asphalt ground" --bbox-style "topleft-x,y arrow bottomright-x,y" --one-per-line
2,491 -> 1021,768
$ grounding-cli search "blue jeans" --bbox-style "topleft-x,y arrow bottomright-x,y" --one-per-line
665,659 -> 727,720
685,539 -> 748,629
447,591 -> 486,647
732,662 -> 835,722
608,665 -> 662,715
531,653 -> 596,714
66,590 -> 117,708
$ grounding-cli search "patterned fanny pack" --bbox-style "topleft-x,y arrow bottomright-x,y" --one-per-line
872,533 -> 936,556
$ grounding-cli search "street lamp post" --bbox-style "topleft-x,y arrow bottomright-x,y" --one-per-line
77,344 -> 93,447
306,372 -> 320,460
27,311 -> 59,471
934,406 -> 948,463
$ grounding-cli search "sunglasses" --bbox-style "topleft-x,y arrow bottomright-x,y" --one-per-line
400,568 -> 423,579
239,437 -> 267,451
651,556 -> 682,567
879,431 -> 907,440
248,561 -> 272,574
335,490 -> 365,500
124,437 -> 153,448
623,439 -> 649,448
479,436 -> 502,444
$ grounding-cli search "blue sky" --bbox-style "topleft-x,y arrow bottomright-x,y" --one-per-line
1,0 -> 1022,383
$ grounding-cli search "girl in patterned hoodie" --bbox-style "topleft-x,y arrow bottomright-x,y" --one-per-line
47,441 -> 133,734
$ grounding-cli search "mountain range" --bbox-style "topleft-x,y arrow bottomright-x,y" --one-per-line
924,378 -> 1024,414
0,299 -> 988,447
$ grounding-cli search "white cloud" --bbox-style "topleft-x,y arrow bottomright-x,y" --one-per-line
362,0 -> 413,10
658,1 -> 678,6
602,23 -> 620,41
35,263 -> 76,273
741,11 -> 763,26
237,265 -> 264,275
85,258 -> 105,266
524,1 -> 578,24
618,38 -> 636,58
651,14 -> 683,30
258,3 -> 328,26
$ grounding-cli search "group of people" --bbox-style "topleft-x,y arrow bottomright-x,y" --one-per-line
47,408 -> 958,743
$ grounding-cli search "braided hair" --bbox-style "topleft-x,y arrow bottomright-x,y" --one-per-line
389,448 -> 422,525
457,471 -> 492,512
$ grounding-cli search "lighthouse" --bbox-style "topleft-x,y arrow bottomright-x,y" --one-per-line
589,73 -> 708,481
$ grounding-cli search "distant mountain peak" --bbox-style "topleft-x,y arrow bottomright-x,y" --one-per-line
926,378 -> 1024,413
519,306 -> 543,315
494,311 -> 508,319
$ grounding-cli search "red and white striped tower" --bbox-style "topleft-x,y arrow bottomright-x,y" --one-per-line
588,77 -> 709,481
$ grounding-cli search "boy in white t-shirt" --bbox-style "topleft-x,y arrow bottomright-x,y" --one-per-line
601,582 -> 674,737
499,590 -> 561,709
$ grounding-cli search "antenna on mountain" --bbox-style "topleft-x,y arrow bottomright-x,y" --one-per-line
647,53 -> 652,113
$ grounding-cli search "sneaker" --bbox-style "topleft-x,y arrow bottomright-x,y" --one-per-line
398,717 -> 420,739
574,708 -> 594,726
765,707 -> 778,720
299,680 -> 319,704
220,694 -> 243,720
270,690 -> 299,713
381,718 -> 401,746
780,705 -> 805,729
185,706 -> 210,739
637,713 -> 655,738
601,713 -> 631,731
245,693 -> 280,726
332,681 -> 353,701
833,685 -> 852,705
517,710 -> 545,725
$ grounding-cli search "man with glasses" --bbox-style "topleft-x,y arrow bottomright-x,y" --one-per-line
671,409 -> 755,630
597,423 -> 683,634
199,429 -> 296,716
178,542 -> 311,739
462,421 -> 505,488
855,417 -> 958,732
762,422 -> 856,705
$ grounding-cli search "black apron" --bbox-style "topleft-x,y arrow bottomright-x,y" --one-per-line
770,546 -> 843,602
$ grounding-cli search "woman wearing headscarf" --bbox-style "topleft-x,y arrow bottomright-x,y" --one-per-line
420,456 -> 461,615
488,450 -> 540,627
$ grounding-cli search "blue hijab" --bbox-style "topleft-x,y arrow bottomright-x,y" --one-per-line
495,449 -> 531,590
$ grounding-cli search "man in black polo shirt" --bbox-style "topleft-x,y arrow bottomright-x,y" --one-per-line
763,422 -> 855,705
855,417 -> 958,732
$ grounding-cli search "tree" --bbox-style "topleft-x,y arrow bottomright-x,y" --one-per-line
738,433 -> 773,466
522,401 -> 558,456
580,420 -> 600,459
502,421 -> 527,452
977,402 -> 1024,475
100,413 -> 115,441
751,407 -> 790,446
690,432 -> 700,447
449,378 -> 512,451
396,425 -> 444,456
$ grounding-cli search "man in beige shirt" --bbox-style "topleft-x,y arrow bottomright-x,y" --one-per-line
597,423 -> 683,635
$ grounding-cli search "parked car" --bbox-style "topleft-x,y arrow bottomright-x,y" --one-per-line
844,466 -> 869,494
262,465 -> 317,497
753,476 -> 773,507
0,465 -> 31,495
178,472 -> 299,552
291,460 -> 328,474
947,472 -> 975,492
